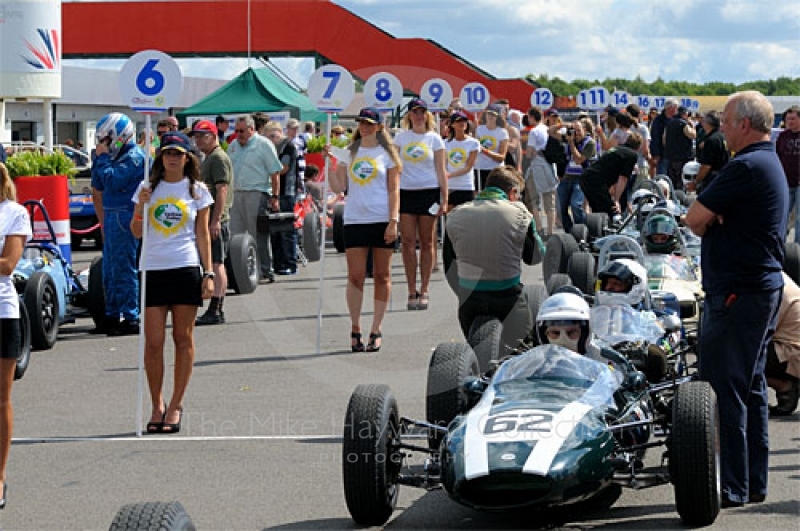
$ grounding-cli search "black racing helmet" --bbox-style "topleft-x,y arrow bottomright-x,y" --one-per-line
643,214 -> 679,254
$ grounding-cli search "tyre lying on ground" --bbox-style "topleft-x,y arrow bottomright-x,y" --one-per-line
109,501 -> 195,531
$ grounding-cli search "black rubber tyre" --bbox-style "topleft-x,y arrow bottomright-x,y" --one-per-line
88,256 -> 106,328
24,271 -> 59,351
426,343 -> 480,450
542,233 -> 578,281
333,203 -> 346,253
567,251 -> 596,295
226,232 -> 259,295
785,242 -> 800,286
546,273 -> 573,295
570,223 -> 589,244
586,212 -> 608,239
302,211 -> 322,262
109,501 -> 195,530
671,381 -> 721,527
467,316 -> 503,373
15,302 -> 32,381
342,384 -> 401,527
523,284 -> 549,346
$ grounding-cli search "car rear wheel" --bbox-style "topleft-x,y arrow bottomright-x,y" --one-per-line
225,232 -> 259,295
342,384 -> 401,527
785,242 -> 800,286
542,233 -> 578,281
523,284 -> 549,346
671,381 -> 721,527
332,203 -> 346,253
109,501 -> 195,530
24,271 -> 59,350
302,210 -> 322,262
88,256 -> 106,328
567,251 -> 596,295
586,212 -> 608,239
15,302 -> 32,380
426,343 -> 480,450
468,315 -> 503,372
546,273 -> 573,295
570,223 -> 589,244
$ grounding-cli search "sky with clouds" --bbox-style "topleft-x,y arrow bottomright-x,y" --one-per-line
64,0 -> 800,89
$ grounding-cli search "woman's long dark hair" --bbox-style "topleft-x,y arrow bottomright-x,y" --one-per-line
149,151 -> 201,198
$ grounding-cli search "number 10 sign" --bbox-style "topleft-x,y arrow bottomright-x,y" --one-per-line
119,50 -> 183,114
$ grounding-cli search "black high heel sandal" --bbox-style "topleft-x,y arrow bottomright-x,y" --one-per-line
366,332 -> 382,352
0,482 -> 8,509
351,332 -> 365,352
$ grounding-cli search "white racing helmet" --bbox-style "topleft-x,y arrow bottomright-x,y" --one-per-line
96,112 -> 135,157
596,259 -> 649,308
536,292 -> 592,354
682,160 -> 701,182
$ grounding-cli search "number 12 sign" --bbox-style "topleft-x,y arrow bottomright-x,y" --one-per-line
119,50 -> 183,114
307,64 -> 355,113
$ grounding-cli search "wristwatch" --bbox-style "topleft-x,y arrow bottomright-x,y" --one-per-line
203,270 -> 215,279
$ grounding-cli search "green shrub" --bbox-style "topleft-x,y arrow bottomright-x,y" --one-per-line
5,149 -> 77,181
306,134 -> 350,153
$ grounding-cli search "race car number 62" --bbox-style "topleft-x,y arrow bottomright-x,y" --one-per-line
483,412 -> 553,434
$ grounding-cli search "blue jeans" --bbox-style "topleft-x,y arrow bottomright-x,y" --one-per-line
699,289 -> 781,503
556,179 -> 585,233
788,187 -> 799,244
656,157 -> 670,176
102,208 -> 139,321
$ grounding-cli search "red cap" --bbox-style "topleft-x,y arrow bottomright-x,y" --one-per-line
189,119 -> 218,136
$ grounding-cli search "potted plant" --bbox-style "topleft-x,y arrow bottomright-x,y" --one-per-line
305,134 -> 349,179
5,149 -> 77,181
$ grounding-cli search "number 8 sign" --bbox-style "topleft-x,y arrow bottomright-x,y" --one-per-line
364,72 -> 403,112
120,50 -> 183,114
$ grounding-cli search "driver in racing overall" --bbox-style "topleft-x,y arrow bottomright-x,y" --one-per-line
642,214 -> 680,255
91,113 -> 146,336
444,166 -> 545,351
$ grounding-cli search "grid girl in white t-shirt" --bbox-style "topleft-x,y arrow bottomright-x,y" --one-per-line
445,109 -> 480,210
330,107 -> 401,354
474,104 -> 509,190
393,98 -> 447,312
0,164 -> 32,507
131,132 -> 213,436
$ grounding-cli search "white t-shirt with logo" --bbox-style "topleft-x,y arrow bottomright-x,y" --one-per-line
475,124 -> 510,170
445,137 -> 480,191
0,200 -> 32,319
393,130 -> 445,190
133,179 -> 214,271
342,146 -> 396,225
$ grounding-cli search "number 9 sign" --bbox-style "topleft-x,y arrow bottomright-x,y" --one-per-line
307,64 -> 355,113
364,72 -> 403,112
420,78 -> 453,112
120,50 -> 183,114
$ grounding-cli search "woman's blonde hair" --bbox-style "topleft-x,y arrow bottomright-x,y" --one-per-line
0,162 -> 16,202
348,126 -> 403,173
400,110 -> 436,132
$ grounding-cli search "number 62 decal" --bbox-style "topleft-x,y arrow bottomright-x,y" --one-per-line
482,410 -> 553,435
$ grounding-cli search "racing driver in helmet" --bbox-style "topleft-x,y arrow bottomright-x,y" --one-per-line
91,112 -> 146,335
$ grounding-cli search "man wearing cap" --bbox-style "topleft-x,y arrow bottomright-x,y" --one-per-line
227,114 -> 283,283
662,105 -> 696,191
190,120 -> 233,325
649,99 -> 679,176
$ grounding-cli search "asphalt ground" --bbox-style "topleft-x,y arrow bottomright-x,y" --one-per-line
2,245 -> 798,530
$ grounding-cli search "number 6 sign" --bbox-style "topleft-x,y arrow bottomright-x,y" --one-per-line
120,50 -> 183,114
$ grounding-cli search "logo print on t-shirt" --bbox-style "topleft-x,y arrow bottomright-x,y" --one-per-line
448,148 -> 467,168
402,142 -> 430,163
150,197 -> 189,236
479,136 -> 497,151
349,157 -> 378,186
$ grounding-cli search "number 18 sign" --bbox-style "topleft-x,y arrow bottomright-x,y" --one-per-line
119,50 -> 183,114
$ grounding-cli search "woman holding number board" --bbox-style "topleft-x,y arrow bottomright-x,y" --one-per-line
445,109 -> 480,210
394,98 -> 448,311
329,107 -> 401,352
474,104 -> 509,190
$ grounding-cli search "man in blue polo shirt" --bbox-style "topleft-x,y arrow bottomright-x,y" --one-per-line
686,90 -> 789,509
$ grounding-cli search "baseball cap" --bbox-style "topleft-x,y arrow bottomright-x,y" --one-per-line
188,119 -> 218,136
356,107 -> 381,124
159,131 -> 191,153
485,103 -> 502,115
544,108 -> 559,117
449,110 -> 469,122
677,106 -> 689,115
604,106 -> 620,117
407,98 -> 428,112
